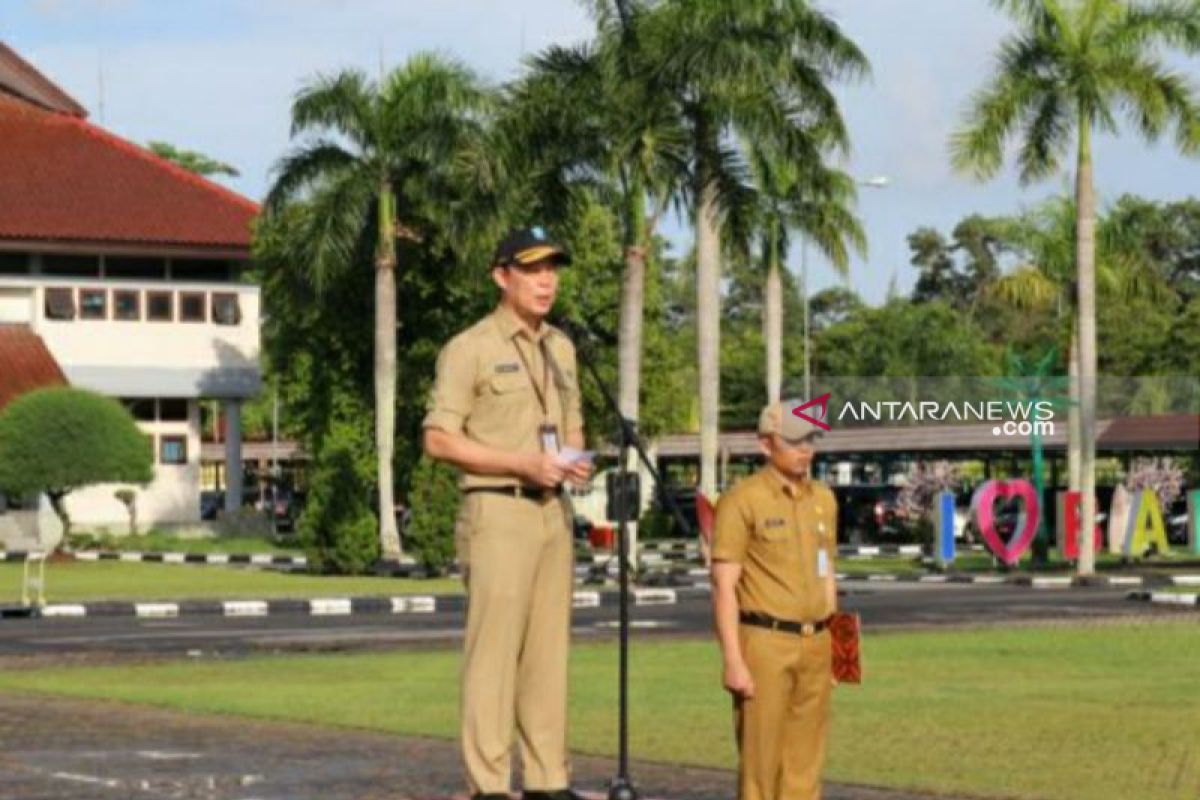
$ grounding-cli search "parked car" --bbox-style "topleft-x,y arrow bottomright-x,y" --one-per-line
832,485 -> 908,544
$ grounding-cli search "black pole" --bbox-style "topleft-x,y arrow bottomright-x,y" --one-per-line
565,321 -> 692,800
614,428 -> 635,800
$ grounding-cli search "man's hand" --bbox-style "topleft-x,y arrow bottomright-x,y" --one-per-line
723,659 -> 755,699
523,453 -> 569,488
565,458 -> 594,488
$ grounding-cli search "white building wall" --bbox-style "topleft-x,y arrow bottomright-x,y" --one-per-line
15,277 -> 260,375
0,272 -> 260,535
63,400 -> 203,531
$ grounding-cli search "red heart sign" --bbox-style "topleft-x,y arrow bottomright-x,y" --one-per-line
971,479 -> 1040,566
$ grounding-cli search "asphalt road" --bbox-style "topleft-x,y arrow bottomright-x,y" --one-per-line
0,582 -> 1194,663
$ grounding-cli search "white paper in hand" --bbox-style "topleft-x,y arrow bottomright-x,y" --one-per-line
556,447 -> 595,467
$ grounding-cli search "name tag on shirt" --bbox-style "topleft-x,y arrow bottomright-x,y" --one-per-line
817,549 -> 830,578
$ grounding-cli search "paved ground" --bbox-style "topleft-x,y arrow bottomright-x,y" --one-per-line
1,583 -> 1192,799
0,693 -> 981,800
0,582 -> 1194,662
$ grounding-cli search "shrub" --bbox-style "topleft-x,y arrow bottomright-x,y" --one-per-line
0,387 -> 153,541
404,456 -> 460,575
297,433 -> 379,574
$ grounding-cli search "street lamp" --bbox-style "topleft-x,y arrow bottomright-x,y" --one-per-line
801,174 -> 890,399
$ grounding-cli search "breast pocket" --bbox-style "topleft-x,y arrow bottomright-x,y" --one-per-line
489,372 -> 531,398
755,522 -> 793,545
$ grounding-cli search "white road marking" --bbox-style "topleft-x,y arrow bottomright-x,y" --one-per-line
51,771 -> 121,788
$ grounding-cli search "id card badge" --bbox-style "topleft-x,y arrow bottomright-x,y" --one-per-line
539,423 -> 561,454
817,549 -> 830,579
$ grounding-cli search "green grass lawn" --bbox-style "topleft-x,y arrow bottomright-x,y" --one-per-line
65,531 -> 304,556
1,622 -> 1196,800
0,561 -> 462,603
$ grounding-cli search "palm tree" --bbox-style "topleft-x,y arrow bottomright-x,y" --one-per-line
952,0 -> 1200,575
991,196 -> 1171,515
749,155 -> 866,403
508,0 -> 686,431
264,55 -> 493,560
651,0 -> 869,497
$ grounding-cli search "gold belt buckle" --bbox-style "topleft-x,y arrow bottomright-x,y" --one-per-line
801,622 -> 815,636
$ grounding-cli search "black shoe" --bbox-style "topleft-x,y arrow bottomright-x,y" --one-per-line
472,794 -> 511,800
523,790 -> 586,800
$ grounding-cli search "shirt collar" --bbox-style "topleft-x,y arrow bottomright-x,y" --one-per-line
493,304 -> 549,343
765,464 -> 813,499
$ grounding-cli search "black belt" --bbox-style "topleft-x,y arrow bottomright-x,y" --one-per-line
464,485 -> 559,502
739,611 -> 832,636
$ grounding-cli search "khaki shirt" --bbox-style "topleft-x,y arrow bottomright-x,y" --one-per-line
423,304 -> 584,489
712,467 -> 838,623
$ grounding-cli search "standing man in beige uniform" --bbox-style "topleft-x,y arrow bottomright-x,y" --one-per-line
711,399 -> 840,800
423,227 -> 592,800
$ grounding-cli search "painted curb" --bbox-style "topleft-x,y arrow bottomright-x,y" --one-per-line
1128,590 -> 1200,608
14,587 -> 712,621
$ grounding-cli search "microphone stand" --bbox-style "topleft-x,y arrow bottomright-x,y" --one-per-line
565,320 -> 692,800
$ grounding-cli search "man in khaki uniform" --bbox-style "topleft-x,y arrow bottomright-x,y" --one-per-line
423,227 -> 592,800
711,399 -> 839,800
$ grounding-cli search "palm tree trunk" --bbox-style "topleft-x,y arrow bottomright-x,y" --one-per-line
764,230 -> 783,404
697,178 -> 722,499
618,192 -> 647,424
618,188 -> 647,567
1075,123 -> 1098,577
1068,326 -> 1081,493
376,184 -> 402,560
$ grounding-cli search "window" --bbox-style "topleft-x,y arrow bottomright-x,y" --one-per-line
160,435 -> 188,465
79,289 -> 107,320
159,398 -> 189,422
42,254 -> 100,278
179,292 -> 206,323
44,288 -> 75,320
212,293 -> 241,326
0,253 -> 29,275
121,398 -> 156,422
106,257 -> 166,280
113,290 -> 140,321
147,291 -> 173,322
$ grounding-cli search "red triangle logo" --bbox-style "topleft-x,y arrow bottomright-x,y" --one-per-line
791,392 -> 831,431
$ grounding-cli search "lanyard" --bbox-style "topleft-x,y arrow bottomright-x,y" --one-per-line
513,337 -> 552,422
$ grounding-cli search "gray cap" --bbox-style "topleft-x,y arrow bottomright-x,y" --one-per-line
758,398 -> 826,441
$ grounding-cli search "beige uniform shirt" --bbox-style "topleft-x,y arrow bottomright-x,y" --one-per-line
712,467 -> 838,623
423,304 -> 584,489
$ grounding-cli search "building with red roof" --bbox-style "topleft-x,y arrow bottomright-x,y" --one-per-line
0,43 -> 261,546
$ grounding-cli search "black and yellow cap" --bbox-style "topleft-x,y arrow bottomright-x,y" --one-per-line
492,226 -> 572,269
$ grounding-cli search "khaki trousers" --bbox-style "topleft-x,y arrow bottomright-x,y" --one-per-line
734,624 -> 833,800
458,491 -> 574,794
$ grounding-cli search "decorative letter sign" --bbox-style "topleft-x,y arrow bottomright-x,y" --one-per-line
935,490 -> 956,567
971,480 -> 1040,566
1056,491 -> 1103,560
1123,489 -> 1170,558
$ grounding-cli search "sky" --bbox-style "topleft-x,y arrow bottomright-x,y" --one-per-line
4,0 -> 1200,304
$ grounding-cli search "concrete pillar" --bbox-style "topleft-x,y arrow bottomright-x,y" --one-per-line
223,399 -> 243,513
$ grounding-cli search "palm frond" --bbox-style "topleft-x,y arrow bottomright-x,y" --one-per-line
264,142 -> 357,215
290,69 -> 376,152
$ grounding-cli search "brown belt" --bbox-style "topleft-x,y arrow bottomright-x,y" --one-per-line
739,610 -> 832,636
463,485 -> 559,502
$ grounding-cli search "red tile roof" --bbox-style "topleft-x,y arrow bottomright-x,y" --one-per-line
0,41 -> 86,116
0,325 -> 68,411
0,44 -> 258,253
